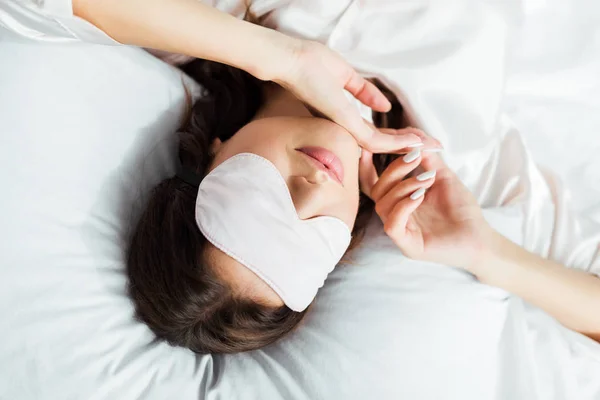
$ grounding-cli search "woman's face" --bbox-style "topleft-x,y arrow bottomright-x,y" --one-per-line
211,116 -> 361,229
206,89 -> 362,307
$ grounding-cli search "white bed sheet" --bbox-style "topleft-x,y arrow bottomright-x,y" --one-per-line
503,0 -> 600,219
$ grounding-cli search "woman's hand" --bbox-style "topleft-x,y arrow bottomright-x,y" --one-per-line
361,145 -> 600,342
271,40 -> 418,153
360,147 -> 492,271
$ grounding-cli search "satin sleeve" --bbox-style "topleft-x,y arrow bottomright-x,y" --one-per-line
0,0 -> 118,44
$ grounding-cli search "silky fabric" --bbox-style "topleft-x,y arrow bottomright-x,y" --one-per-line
195,153 -> 351,312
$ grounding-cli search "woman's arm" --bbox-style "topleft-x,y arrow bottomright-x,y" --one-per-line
73,0 -> 425,153
73,0 -> 289,81
475,232 -> 600,342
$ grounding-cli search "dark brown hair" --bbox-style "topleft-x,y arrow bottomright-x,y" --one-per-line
126,59 -> 404,354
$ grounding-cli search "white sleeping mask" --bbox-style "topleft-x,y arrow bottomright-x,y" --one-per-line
195,153 -> 352,312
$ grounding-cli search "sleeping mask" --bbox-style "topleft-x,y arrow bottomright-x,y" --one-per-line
188,153 -> 352,312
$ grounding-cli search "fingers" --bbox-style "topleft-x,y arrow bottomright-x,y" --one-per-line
370,149 -> 423,202
383,127 -> 443,152
376,128 -> 443,155
359,128 -> 435,154
360,119 -> 426,152
409,128 -> 443,149
359,127 -> 444,200
290,68 -> 374,146
324,85 -> 428,154
299,68 -> 440,154
420,148 -> 448,172
343,114 -> 422,154
383,194 -> 424,238
321,87 -> 381,149
302,84 -> 443,155
344,72 -> 392,112
374,173 -> 436,221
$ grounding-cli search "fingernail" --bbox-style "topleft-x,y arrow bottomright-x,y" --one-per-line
407,142 -> 424,148
403,149 -> 421,163
410,187 -> 426,200
423,148 -> 443,153
416,170 -> 436,181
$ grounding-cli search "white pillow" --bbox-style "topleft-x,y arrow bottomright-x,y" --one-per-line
0,39 -> 204,399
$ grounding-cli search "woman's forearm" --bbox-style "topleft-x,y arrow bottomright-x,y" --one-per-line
475,232 -> 600,342
73,0 -> 296,80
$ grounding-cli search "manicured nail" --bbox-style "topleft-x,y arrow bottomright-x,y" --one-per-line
423,148 -> 443,153
407,142 -> 424,148
403,149 -> 421,163
410,187 -> 426,200
416,170 -> 436,181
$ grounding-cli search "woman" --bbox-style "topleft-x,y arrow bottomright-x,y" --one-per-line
23,0 -> 600,353
126,58 -> 442,353
127,57 -> 600,354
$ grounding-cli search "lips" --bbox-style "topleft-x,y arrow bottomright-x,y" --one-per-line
297,146 -> 344,184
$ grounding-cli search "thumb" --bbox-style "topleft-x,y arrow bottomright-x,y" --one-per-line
420,149 -> 449,172
338,109 -> 424,153
364,130 -> 424,154
359,149 -> 379,199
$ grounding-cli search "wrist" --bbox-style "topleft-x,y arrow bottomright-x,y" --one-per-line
240,27 -> 301,83
468,228 -> 513,282
472,230 -> 531,291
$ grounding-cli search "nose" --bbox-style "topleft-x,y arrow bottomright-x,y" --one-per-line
288,175 -> 331,220
304,168 -> 329,185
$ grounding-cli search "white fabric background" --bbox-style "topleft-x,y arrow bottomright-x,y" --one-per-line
503,0 -> 600,219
